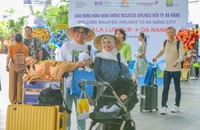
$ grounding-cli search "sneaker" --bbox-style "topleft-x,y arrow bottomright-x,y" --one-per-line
160,107 -> 167,115
171,105 -> 179,113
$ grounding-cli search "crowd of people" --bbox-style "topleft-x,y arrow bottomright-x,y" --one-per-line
1,23 -> 185,130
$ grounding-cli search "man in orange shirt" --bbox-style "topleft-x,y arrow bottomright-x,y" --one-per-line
6,33 -> 29,104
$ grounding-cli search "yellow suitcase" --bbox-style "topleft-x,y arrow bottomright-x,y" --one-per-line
6,105 -> 67,130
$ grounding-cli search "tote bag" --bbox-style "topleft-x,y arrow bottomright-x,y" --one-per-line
70,69 -> 95,97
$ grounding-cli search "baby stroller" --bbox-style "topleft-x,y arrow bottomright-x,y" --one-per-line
79,77 -> 139,130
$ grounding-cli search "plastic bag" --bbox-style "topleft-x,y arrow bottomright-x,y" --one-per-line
77,91 -> 89,120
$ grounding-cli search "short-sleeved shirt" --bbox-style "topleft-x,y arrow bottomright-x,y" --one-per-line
57,40 -> 93,88
8,43 -> 29,60
24,37 -> 42,59
119,41 -> 132,62
155,39 -> 184,71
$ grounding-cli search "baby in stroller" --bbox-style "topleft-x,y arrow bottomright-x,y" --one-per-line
99,81 -> 130,113
80,77 -> 138,130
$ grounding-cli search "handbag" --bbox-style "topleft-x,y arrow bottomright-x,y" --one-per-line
38,84 -> 63,106
77,91 -> 89,120
38,83 -> 72,114
70,69 -> 95,97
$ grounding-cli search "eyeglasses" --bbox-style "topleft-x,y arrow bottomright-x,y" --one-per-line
75,31 -> 86,35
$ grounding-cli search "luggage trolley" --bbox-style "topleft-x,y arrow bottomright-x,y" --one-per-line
22,80 -> 64,105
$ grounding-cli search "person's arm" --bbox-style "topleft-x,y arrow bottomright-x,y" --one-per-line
94,57 -> 104,82
121,64 -> 132,80
173,41 -> 184,67
177,42 -> 184,64
137,50 -> 146,58
120,64 -> 137,83
82,46 -> 94,67
126,44 -> 132,61
6,46 -> 12,72
38,49 -> 43,61
35,38 -> 43,61
82,59 -> 93,66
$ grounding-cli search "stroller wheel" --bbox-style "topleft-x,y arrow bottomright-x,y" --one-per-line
124,120 -> 136,130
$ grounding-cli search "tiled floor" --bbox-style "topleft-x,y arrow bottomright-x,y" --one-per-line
1,54 -> 200,130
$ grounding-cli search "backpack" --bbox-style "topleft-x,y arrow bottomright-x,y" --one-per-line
42,47 -> 50,60
33,38 -> 50,60
13,45 -> 26,72
163,40 -> 180,51
163,40 -> 183,68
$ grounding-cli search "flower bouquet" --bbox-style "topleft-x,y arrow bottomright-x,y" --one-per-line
176,29 -> 199,50
32,26 -> 51,43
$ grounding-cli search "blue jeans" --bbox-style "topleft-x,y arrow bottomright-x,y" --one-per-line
162,71 -> 181,107
66,89 -> 86,130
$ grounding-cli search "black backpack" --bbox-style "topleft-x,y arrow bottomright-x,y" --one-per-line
33,38 -> 50,60
163,40 -> 180,51
42,47 -> 50,60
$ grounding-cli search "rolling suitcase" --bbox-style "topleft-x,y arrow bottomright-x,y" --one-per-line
140,84 -> 158,112
6,105 -> 67,130
140,62 -> 158,112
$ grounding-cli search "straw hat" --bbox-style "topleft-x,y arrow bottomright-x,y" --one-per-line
66,23 -> 95,42
93,34 -> 122,51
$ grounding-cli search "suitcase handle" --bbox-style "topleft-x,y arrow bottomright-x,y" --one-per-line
153,61 -> 157,66
152,61 -> 157,85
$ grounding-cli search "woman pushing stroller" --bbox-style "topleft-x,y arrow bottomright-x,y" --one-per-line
94,34 -> 137,85
92,34 -> 138,130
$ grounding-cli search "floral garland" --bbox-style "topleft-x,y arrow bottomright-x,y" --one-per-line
176,29 -> 199,50
176,29 -> 199,69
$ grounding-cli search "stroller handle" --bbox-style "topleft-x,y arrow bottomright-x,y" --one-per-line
79,80 -> 128,112
79,80 -> 113,90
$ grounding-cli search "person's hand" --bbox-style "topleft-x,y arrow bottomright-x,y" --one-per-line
6,66 -> 9,72
135,54 -> 141,58
82,59 -> 93,66
132,75 -> 138,84
75,61 -> 84,67
152,57 -> 157,62
172,61 -> 178,67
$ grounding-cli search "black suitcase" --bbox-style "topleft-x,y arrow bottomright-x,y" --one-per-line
140,62 -> 158,112
140,84 -> 158,112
